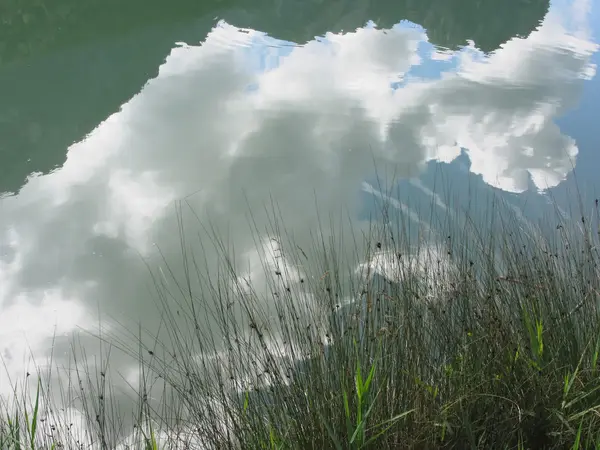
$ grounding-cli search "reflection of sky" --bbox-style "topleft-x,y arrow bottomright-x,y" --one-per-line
0,0 -> 598,439
238,0 -> 597,199
242,19 -> 481,92
553,0 -> 600,201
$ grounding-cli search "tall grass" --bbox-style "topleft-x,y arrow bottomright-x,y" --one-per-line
2,180 -> 600,449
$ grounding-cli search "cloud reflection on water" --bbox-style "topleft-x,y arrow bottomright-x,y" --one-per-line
0,2 -> 597,428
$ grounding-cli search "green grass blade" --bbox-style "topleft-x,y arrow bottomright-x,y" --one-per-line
29,379 -> 40,450
363,409 -> 416,447
571,419 -> 583,450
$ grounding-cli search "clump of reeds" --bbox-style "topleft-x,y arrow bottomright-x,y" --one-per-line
2,183 -> 600,450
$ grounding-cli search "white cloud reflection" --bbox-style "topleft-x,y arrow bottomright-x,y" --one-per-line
0,1 -> 597,436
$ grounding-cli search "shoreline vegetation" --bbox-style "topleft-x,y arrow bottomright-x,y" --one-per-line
2,180 -> 600,449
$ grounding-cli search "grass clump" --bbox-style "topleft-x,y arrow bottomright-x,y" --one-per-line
2,183 -> 600,450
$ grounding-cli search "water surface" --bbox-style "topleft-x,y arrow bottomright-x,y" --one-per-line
1,0 -> 598,430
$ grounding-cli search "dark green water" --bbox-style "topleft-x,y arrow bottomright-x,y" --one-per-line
0,0 -> 598,430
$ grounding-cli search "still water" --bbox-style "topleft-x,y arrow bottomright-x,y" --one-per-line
0,0 -> 598,430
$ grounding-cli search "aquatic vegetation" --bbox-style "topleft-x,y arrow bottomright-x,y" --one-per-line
2,184 -> 600,449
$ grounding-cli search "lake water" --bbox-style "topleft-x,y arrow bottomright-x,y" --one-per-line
1,0 -> 599,436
